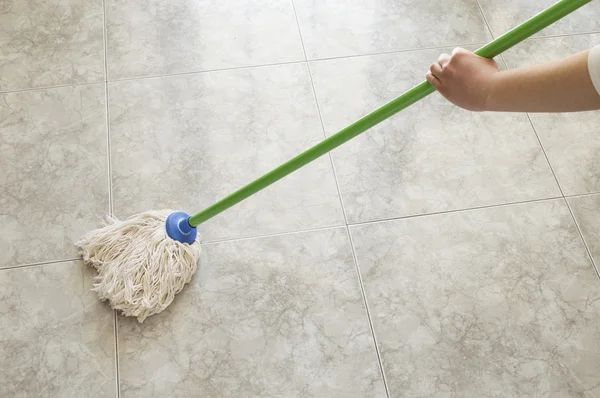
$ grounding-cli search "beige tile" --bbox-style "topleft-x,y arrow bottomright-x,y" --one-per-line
479,0 -> 600,38
310,49 -> 559,224
105,0 -> 305,80
502,34 -> 600,195
568,193 -> 600,268
0,85 -> 108,268
294,0 -> 490,59
109,64 -> 344,241
350,199 -> 600,396
0,261 -> 116,397
118,228 -> 385,397
0,0 -> 104,91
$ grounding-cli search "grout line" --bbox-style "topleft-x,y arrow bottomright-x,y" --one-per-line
348,196 -> 563,229
346,226 -> 391,396
564,198 -> 600,278
526,30 -> 600,40
105,41 -> 488,84
565,191 -> 600,199
290,1 -> 388,394
201,224 -> 347,245
113,310 -> 121,398
0,43 -> 491,96
101,2 -> 119,397
308,41 -> 488,63
108,59 -> 305,84
0,257 -> 81,271
296,33 -> 351,226
288,0 -> 308,62
475,0 -> 496,40
203,197 -> 566,246
520,112 -> 600,280
2,34 -> 599,96
101,0 -> 114,218
524,113 -> 564,197
0,81 -> 103,95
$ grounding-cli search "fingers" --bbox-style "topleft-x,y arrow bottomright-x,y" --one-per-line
452,47 -> 469,56
438,53 -> 451,67
426,71 -> 441,90
430,61 -> 443,77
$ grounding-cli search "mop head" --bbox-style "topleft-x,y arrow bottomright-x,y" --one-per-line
76,210 -> 200,322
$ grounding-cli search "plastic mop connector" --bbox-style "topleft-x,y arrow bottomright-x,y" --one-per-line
165,212 -> 197,244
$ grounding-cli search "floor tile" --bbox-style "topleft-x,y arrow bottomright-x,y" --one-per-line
105,0 -> 305,80
0,261 -> 116,397
478,0 -> 600,39
502,34 -> 600,196
0,0 -> 104,91
293,0 -> 490,60
350,200 -> 600,397
109,64 -> 344,241
118,228 -> 385,397
0,85 -> 108,268
309,50 -> 559,224
568,193 -> 600,268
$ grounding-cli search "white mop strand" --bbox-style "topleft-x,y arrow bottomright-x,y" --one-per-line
76,210 -> 200,322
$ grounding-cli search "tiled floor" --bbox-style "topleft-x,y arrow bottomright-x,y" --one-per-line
2,0 -> 600,397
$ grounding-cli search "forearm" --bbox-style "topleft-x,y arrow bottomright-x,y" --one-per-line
486,50 -> 600,112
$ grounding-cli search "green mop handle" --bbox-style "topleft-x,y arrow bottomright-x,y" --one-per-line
188,0 -> 591,228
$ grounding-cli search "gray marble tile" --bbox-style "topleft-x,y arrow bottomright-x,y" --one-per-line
478,0 -> 600,39
568,193 -> 600,268
293,0 -> 490,60
0,0 -> 104,91
105,0 -> 305,80
502,34 -> 600,196
0,260 -> 116,397
350,199 -> 600,397
0,85 -> 108,268
118,228 -> 385,397
109,63 -> 344,241
309,49 -> 560,224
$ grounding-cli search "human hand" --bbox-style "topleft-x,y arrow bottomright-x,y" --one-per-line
426,48 -> 501,111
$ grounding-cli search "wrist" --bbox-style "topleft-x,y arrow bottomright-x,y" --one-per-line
483,72 -> 503,111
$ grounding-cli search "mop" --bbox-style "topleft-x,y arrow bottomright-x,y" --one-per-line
77,0 -> 592,322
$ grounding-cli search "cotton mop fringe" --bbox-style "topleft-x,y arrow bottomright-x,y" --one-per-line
76,210 -> 200,322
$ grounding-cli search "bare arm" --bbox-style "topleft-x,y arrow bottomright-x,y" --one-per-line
426,47 -> 600,113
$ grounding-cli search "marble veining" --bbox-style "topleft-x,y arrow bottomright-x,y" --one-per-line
0,260 -> 115,397
117,228 -> 386,397
569,193 -> 600,269
293,0 -> 491,59
0,85 -> 108,268
503,34 -> 600,196
478,0 -> 600,39
109,63 -> 344,241
310,49 -> 560,224
351,200 -> 600,397
0,0 -> 104,91
105,0 -> 305,80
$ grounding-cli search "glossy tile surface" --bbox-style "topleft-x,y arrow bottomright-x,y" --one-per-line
351,200 -> 600,397
503,34 -> 600,196
109,64 -> 344,241
293,0 -> 490,59
0,85 -> 108,268
0,0 -> 104,91
0,261 -> 115,397
118,228 -> 385,397
310,50 -> 560,223
569,193 -> 600,268
105,0 -> 305,80
478,0 -> 600,38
